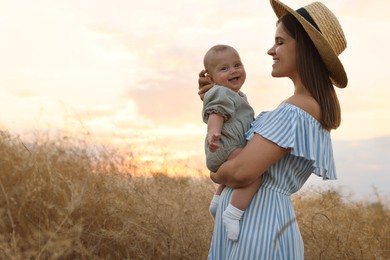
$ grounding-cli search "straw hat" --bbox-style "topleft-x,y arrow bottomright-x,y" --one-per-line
270,0 -> 348,88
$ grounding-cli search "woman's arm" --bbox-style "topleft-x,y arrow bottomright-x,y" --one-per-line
210,133 -> 289,188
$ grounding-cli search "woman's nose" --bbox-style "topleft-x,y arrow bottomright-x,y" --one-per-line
267,47 -> 275,56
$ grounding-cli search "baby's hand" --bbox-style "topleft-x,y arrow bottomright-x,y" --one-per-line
207,133 -> 221,152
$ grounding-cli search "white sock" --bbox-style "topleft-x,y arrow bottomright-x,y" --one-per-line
222,204 -> 244,242
209,195 -> 220,219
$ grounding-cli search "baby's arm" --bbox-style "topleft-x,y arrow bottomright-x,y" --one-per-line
207,113 -> 224,152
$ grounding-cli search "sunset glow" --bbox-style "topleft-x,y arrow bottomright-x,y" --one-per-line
1,0 -> 389,199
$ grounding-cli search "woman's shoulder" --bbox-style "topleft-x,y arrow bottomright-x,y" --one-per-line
283,95 -> 320,121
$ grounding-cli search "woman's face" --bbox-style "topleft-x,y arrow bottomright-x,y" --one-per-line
267,22 -> 299,81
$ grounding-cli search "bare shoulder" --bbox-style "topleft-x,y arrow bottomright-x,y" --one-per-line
285,95 -> 321,121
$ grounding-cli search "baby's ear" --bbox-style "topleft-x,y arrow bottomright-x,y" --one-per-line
205,72 -> 213,83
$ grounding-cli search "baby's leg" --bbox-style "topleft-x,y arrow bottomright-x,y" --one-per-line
230,176 -> 263,211
223,167 -> 263,241
209,144 -> 236,220
209,184 -> 225,219
215,183 -> 226,195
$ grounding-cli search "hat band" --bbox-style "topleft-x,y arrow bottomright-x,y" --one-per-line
296,7 -> 321,33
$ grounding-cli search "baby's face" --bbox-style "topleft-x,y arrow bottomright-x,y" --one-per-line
207,49 -> 246,92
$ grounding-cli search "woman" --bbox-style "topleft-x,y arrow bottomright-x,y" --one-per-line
198,0 -> 348,259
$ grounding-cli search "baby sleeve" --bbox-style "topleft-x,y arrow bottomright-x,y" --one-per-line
202,85 -> 236,123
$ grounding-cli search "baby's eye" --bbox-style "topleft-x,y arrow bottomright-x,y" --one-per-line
234,63 -> 242,68
220,66 -> 229,71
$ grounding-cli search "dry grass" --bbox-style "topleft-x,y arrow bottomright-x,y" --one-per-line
294,189 -> 390,259
0,130 -> 389,259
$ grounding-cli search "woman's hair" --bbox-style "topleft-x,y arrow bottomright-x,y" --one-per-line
280,13 -> 341,130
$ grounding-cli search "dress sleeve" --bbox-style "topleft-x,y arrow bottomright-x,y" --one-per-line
246,103 -> 336,180
202,86 -> 235,123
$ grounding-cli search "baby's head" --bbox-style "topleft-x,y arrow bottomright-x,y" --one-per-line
203,44 -> 246,92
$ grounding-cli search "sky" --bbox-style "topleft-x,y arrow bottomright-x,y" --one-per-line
1,0 -> 389,202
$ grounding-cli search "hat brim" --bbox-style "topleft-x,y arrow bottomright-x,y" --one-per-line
270,0 -> 347,88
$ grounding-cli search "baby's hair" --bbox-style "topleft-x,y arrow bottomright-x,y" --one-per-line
208,44 -> 232,53
203,44 -> 237,72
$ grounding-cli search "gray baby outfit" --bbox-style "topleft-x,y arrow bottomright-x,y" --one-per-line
202,85 -> 254,172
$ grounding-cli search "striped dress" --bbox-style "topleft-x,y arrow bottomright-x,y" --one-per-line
207,103 -> 336,260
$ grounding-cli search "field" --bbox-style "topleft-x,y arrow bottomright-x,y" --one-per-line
0,131 -> 389,259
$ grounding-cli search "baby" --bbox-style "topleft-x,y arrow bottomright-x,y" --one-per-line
202,44 -> 263,241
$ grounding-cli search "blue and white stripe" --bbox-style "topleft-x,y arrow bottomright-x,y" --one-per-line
207,103 -> 337,259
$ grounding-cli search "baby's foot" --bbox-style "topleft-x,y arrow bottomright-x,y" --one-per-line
209,195 -> 220,219
222,204 -> 244,242
222,212 -> 240,241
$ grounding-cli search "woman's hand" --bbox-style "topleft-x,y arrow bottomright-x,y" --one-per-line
198,70 -> 214,100
210,171 -> 223,184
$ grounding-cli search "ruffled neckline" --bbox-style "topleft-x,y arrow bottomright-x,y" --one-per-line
247,103 -> 336,180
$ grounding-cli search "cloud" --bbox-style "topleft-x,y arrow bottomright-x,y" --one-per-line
127,75 -> 202,126
1,0 -> 390,154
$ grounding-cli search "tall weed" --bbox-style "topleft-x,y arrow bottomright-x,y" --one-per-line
0,131 -> 388,259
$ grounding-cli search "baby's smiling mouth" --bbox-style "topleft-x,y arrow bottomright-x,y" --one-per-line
229,76 -> 240,82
